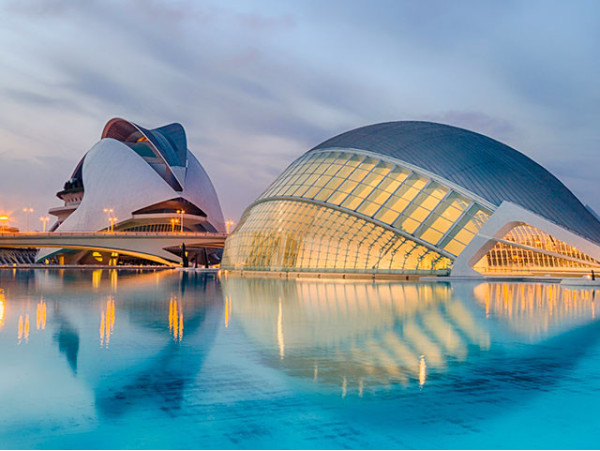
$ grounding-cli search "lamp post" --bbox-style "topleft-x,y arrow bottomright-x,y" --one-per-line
109,216 -> 118,232
103,208 -> 114,232
170,218 -> 179,233
40,216 -> 50,233
176,209 -> 185,233
22,207 -> 33,232
226,220 -> 235,234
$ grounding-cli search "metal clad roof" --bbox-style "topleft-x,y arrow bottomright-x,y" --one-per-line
136,124 -> 186,168
310,121 -> 600,245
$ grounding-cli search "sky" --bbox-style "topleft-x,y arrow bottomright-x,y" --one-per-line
0,0 -> 598,230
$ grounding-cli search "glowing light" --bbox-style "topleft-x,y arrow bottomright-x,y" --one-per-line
24,314 -> 29,343
169,297 -> 183,342
17,314 -> 29,344
176,209 -> 185,233
39,216 -> 50,232
92,269 -> 102,288
110,269 -> 118,291
224,296 -> 231,328
22,207 -> 33,232
178,312 -> 183,342
92,252 -> 103,263
0,215 -> 9,233
0,289 -> 5,329
277,298 -> 284,360
419,355 -> 427,387
17,315 -> 23,343
100,297 -> 116,348
100,311 -> 105,346
36,300 -> 46,330
103,208 -> 115,232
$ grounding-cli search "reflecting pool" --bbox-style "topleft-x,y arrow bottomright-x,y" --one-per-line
1,269 -> 600,449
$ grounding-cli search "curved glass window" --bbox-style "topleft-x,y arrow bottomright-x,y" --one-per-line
222,200 -> 451,274
258,150 -> 492,255
473,224 -> 600,275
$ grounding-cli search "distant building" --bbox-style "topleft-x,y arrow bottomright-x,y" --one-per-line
43,118 -> 225,265
222,121 -> 600,277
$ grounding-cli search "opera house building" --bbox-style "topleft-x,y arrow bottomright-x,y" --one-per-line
42,118 -> 225,265
222,121 -> 600,277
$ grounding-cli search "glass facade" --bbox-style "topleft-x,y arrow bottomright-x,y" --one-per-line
222,150 -> 491,274
258,150 -> 492,257
223,149 -> 495,274
473,224 -> 600,274
224,149 -> 599,276
222,200 -> 451,274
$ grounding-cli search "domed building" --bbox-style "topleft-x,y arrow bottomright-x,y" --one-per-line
222,121 -> 600,277
42,118 -> 225,265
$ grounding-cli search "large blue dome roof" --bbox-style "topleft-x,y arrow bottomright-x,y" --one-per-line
310,121 -> 600,245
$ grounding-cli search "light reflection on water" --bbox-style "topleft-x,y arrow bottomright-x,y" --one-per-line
0,269 -> 600,449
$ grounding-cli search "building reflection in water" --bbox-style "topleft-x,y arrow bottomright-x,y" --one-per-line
92,269 -> 102,290
100,296 -> 116,348
222,276 -> 490,394
168,296 -> 183,342
222,275 -> 600,396
55,315 -> 80,374
0,289 -> 5,329
224,296 -> 231,328
17,313 -> 30,344
2,267 -> 600,423
473,282 -> 600,339
36,299 -> 46,330
0,269 -> 224,418
92,271 -> 222,418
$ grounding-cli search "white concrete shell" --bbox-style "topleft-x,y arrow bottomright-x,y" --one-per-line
40,119 -> 225,263
58,139 -> 177,233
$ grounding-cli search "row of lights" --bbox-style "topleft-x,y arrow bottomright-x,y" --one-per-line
0,207 -> 236,234
103,207 -> 236,234
0,209 -> 51,232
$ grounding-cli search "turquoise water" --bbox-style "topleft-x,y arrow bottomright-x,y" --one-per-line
1,269 -> 600,449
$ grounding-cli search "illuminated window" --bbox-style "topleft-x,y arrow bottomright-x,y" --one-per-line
224,149 -> 498,273
222,200 -> 451,274
473,224 -> 600,275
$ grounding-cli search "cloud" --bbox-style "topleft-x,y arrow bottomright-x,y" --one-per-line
420,111 -> 518,143
0,0 -> 599,220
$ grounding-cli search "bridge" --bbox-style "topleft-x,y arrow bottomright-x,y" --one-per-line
0,231 -> 228,265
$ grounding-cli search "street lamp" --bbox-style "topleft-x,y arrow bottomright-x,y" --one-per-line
109,216 -> 118,232
22,207 -> 33,232
0,215 -> 9,233
170,218 -> 179,233
103,208 -> 114,232
176,209 -> 185,233
40,216 -> 50,233
225,220 -> 235,234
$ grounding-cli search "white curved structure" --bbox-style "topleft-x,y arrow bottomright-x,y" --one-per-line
43,118 -> 225,265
